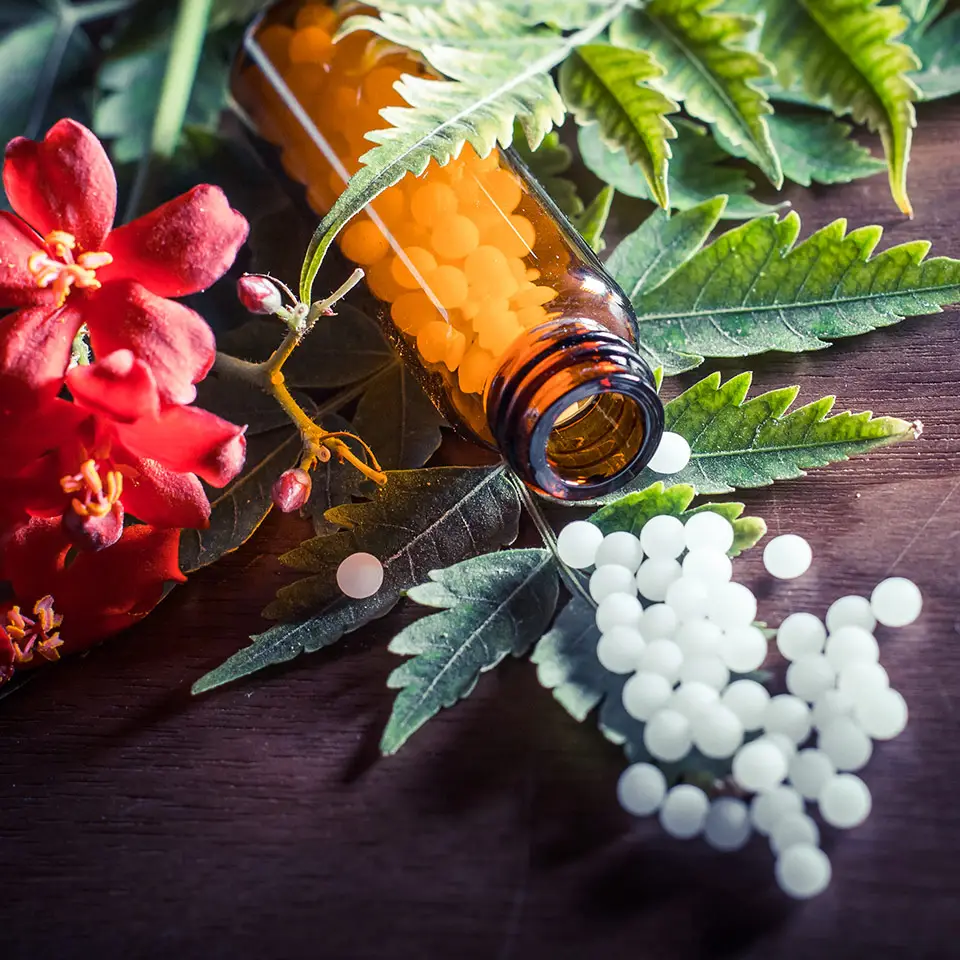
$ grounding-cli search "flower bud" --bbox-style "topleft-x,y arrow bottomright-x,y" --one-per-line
271,468 -> 312,513
237,274 -> 284,315
62,501 -> 124,552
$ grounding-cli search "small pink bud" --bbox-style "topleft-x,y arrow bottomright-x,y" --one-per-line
237,274 -> 284,315
271,468 -> 312,513
62,501 -> 124,552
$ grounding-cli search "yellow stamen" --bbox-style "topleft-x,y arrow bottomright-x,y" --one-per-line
27,230 -> 112,306
60,460 -> 123,517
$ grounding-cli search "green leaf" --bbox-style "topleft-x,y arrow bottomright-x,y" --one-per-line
299,0 -> 634,301
192,466 -> 521,694
612,0 -> 781,186
511,129 -> 584,217
605,196 -> 726,301
559,43 -> 678,208
578,119 -> 785,219
757,0 -> 920,215
596,372 -> 920,500
714,111 -> 886,186
900,0 -> 932,21
572,185 -> 615,253
589,481 -> 766,555
910,9 -> 960,101
374,0 -> 635,30
381,549 -> 559,754
628,212 -> 960,374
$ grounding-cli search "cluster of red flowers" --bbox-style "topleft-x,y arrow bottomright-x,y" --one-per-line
0,120 -> 250,684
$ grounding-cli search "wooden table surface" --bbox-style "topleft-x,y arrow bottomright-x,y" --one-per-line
3,100 -> 960,960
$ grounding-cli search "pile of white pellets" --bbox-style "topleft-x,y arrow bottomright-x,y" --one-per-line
555,512 -> 922,901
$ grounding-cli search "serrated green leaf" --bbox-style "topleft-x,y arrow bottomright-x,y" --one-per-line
606,196 -> 726,300
714,111 -> 887,186
612,0 -> 781,186
559,43 -> 678,208
572,185 -> 615,253
628,212 -> 960,374
578,119 -> 785,219
596,372 -> 919,501
910,9 -> 960,101
511,129 -> 584,217
192,466 -> 521,693
381,549 -> 559,753
589,481 -> 766,555
299,0 -> 634,301
757,0 -> 920,215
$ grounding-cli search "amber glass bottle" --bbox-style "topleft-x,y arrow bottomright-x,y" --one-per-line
232,0 -> 664,500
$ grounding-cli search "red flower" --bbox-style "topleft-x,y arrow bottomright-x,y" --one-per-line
0,517 -> 187,683
0,119 -> 249,408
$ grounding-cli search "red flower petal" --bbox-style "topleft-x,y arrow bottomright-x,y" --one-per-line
82,280 -> 215,406
119,456 -> 211,530
0,399 -> 85,477
103,185 -> 249,298
115,404 -> 247,487
3,120 -> 117,252
66,349 -> 160,424
0,212 -> 55,309
0,303 -> 82,407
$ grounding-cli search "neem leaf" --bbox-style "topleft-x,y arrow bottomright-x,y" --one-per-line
192,466 -> 520,694
589,481 -> 766,555
578,120 -> 784,220
910,8 -> 960,101
381,549 -> 559,754
612,0 -> 781,186
559,43 -> 678,208
629,212 -> 960,375
596,373 -> 920,501
511,129 -> 584,217
757,0 -> 920,215
572,185 -> 615,253
605,196 -> 726,301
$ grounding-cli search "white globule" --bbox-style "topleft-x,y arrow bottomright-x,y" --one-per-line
556,520 -> 604,569
617,763 -> 667,816
764,694 -> 813,744
722,679 -> 771,730
770,812 -> 821,855
766,732 -> 798,764
596,627 -> 646,674
692,703 -> 744,759
641,603 -> 678,640
683,511 -> 735,554
595,592 -> 644,633
704,798 -> 752,852
788,748 -> 837,800
837,661 -> 890,704
776,612 -> 827,662
776,844 -> 832,900
826,595 -> 877,634
824,625 -> 880,672
658,784 -> 709,839
644,709 -> 693,762
719,625 -> 768,673
336,552 -> 384,599
669,681 -> 720,721
637,639 -> 684,682
819,773 -> 872,828
812,689 -> 857,731
855,688 -> 909,741
871,576 -> 923,627
589,565 -> 638,603
635,558 -> 683,602
594,530 -> 645,572
786,655 -> 837,703
733,738 -> 789,792
750,785 -> 804,836
818,717 -> 873,772
763,534 -> 813,580
682,548 -> 733,585
679,655 -> 730,691
674,619 -> 723,659
622,671 -> 674,721
664,576 -> 711,623
639,514 -> 687,560
706,582 -> 758,630
647,431 -> 692,476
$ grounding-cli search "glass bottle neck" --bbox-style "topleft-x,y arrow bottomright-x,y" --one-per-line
486,319 -> 664,500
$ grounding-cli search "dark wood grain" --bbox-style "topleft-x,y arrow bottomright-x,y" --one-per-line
3,101 -> 960,960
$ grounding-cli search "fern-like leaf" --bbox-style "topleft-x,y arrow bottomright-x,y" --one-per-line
612,0 -> 781,187
910,7 -> 960,101
757,0 -> 920,215
559,43 -> 678,208
298,0 -> 633,300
